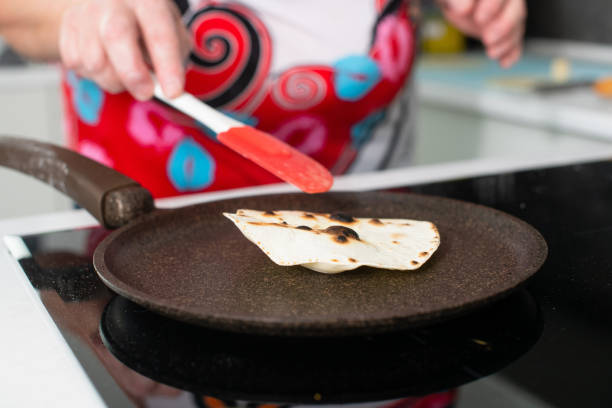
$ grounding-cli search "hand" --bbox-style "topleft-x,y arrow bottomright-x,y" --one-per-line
439,0 -> 526,67
59,0 -> 191,100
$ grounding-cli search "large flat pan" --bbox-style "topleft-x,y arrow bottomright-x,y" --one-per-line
94,192 -> 546,335
0,137 -> 547,336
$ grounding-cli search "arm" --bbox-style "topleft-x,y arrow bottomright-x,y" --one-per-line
0,0 -> 191,99
0,0 -> 78,60
439,0 -> 526,67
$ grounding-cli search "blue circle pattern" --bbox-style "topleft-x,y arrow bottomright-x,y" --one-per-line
333,55 -> 381,101
67,71 -> 105,125
167,138 -> 216,192
350,110 -> 386,148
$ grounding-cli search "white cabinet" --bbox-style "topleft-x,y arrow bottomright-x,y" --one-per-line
0,65 -> 72,219
413,100 -> 612,166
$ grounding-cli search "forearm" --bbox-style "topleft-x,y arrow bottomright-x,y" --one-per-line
0,0 -> 82,61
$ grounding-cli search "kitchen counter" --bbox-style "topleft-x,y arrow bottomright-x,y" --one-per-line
2,150 -> 612,407
415,45 -> 612,141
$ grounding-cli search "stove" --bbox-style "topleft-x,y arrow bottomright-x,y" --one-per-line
5,161 -> 612,407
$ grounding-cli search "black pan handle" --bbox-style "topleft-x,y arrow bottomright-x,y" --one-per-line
0,136 -> 154,229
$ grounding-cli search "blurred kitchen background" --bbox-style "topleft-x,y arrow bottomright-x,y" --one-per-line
2,0 -> 612,220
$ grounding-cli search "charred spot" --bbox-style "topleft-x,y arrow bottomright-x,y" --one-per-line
419,251 -> 429,257
263,210 -> 277,216
324,225 -> 360,240
330,212 -> 355,223
349,258 -> 357,263
369,218 -> 383,225
282,221 -> 288,225
411,260 -> 419,266
247,221 -> 286,227
302,213 -> 315,219
403,223 -> 411,227
335,235 -> 348,243
296,225 -> 312,231
392,240 -> 400,244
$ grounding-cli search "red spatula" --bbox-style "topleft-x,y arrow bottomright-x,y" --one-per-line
153,83 -> 333,193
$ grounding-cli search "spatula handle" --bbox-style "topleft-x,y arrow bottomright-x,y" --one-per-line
0,136 -> 154,229
153,82 -> 244,134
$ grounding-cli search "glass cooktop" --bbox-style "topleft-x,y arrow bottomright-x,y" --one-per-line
6,160 -> 612,408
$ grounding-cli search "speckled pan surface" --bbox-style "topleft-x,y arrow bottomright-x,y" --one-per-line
93,192 -> 547,336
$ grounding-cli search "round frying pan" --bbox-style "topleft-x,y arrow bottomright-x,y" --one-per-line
0,136 -> 548,336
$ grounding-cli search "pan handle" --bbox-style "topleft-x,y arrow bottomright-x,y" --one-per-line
0,136 -> 154,229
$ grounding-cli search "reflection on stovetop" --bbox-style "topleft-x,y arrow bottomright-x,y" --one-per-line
101,290 -> 540,404
6,160 -> 612,407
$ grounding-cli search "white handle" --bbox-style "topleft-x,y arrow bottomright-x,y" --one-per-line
153,81 -> 244,134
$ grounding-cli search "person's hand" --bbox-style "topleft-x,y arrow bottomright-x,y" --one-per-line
59,0 -> 191,100
439,0 -> 526,67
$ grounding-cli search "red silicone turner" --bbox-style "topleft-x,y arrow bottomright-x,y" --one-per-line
153,83 -> 333,193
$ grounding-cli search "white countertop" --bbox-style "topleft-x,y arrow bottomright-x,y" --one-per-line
2,149 -> 612,406
416,41 -> 612,141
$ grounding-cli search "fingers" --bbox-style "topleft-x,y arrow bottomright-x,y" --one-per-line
440,0 -> 476,16
478,0 -> 525,67
99,5 -> 153,100
91,64 -> 125,94
486,23 -> 523,58
499,44 -> 522,68
438,0 -> 525,68
77,3 -> 124,93
58,6 -> 81,70
58,0 -> 189,101
473,0 -> 506,26
481,0 -> 526,47
132,0 -> 186,98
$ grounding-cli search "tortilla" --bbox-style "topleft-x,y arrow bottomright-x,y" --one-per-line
223,209 -> 440,274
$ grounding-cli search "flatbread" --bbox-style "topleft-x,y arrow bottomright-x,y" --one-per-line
223,209 -> 440,274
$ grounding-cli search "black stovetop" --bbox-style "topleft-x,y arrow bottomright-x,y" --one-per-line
7,160 -> 612,408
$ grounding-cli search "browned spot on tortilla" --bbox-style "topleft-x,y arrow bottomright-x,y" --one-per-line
331,259 -> 338,262
369,218 -> 383,225
329,212 -> 356,223
296,225 -> 312,231
430,224 -> 439,235
335,235 -> 348,243
302,213 -> 315,219
391,233 -> 406,239
263,210 -> 277,216
392,240 -> 400,244
403,223 -> 411,226
348,258 -> 357,263
419,251 -> 429,257
247,221 -> 287,228
324,225 -> 360,240
282,221 -> 288,225
411,260 -> 419,265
